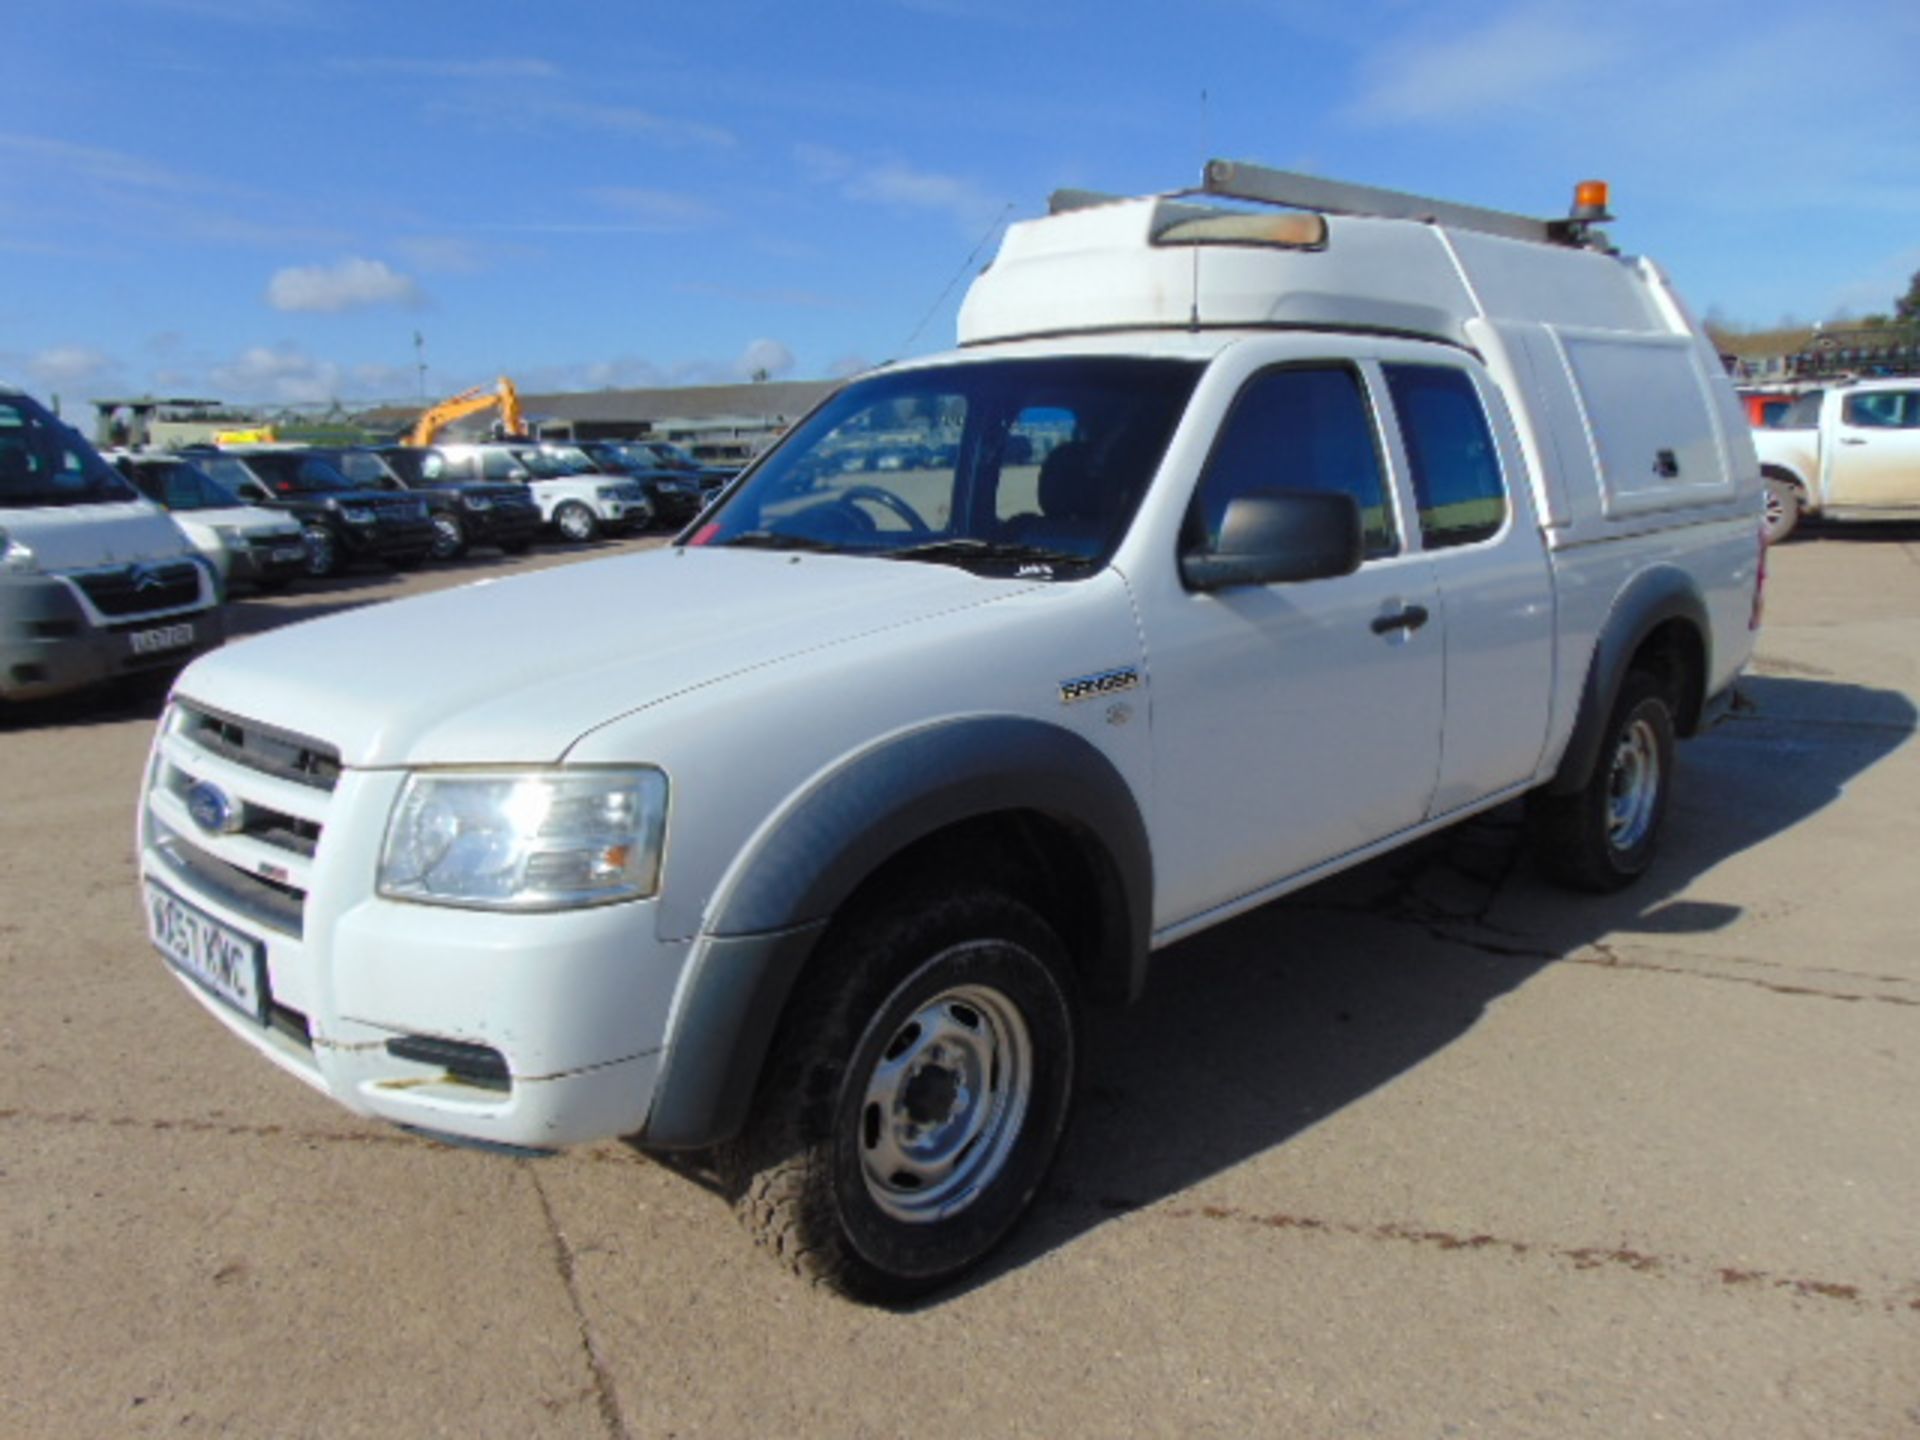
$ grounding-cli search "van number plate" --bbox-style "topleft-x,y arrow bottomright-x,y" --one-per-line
129,622 -> 195,656
146,880 -> 265,1023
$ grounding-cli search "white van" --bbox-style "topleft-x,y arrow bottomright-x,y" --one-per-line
0,389 -> 223,702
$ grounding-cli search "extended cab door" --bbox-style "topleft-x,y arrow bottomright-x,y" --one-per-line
1144,357 -> 1444,928
1824,387 -> 1920,510
1378,359 -> 1554,815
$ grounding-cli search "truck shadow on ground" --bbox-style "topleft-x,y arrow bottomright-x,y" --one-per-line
938,673 -> 1917,1303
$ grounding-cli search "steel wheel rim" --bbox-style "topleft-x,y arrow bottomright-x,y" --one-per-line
558,506 -> 592,541
1606,715 -> 1661,852
857,974 -> 1033,1224
1763,486 -> 1787,535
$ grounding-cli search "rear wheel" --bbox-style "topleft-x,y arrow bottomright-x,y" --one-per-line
1531,669 -> 1676,892
555,501 -> 598,544
724,888 -> 1079,1303
1762,475 -> 1802,544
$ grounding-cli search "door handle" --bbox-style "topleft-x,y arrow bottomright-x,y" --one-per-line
1371,604 -> 1430,636
1839,437 -> 1868,446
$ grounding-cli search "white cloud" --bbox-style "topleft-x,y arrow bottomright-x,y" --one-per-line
266,257 -> 424,313
737,339 -> 795,381
209,344 -> 343,404
795,144 -> 1005,234
25,346 -> 121,392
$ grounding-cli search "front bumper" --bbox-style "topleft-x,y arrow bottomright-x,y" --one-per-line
1,572 -> 223,701
341,517 -> 438,560
138,750 -> 689,1148
228,537 -> 309,587
465,505 -> 543,546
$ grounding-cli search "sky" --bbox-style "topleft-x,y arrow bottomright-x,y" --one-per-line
3,0 -> 1918,410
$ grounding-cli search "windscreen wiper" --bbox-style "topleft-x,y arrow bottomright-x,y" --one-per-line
712,530 -> 845,553
882,537 -> 1093,570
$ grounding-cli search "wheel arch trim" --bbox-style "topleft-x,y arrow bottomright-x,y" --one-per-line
1549,565 -> 1709,797
641,715 -> 1152,1148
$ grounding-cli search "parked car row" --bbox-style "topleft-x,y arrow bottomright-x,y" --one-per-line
1,396 -> 738,710
105,436 -> 736,588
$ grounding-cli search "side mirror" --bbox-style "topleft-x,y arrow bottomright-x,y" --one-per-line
238,481 -> 269,502
1180,489 -> 1364,592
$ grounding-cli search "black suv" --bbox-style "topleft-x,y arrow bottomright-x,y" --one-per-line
191,448 -> 436,578
322,446 -> 542,561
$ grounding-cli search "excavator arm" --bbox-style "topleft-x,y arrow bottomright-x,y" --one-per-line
409,377 -> 528,446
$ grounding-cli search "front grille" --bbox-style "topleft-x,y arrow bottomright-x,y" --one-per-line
147,704 -> 341,940
73,562 -> 201,616
177,703 -> 341,791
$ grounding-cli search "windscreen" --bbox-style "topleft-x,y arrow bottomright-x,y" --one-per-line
147,462 -> 240,511
691,356 -> 1200,576
0,395 -> 137,508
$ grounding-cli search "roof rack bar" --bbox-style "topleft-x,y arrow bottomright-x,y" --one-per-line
1202,158 -> 1555,246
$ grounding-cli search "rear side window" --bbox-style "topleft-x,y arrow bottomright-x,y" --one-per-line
1191,366 -> 1397,559
1778,391 -> 1823,428
1384,364 -> 1505,549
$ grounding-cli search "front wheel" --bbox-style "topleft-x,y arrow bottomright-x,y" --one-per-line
430,512 -> 467,561
301,524 -> 341,578
555,501 -> 598,544
724,889 -> 1079,1303
1530,669 -> 1677,892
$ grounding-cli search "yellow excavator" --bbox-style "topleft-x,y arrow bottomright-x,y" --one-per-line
213,425 -> 278,445
409,377 -> 528,446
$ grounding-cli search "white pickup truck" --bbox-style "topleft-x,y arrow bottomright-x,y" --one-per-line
138,162 -> 1762,1301
1753,378 -> 1920,542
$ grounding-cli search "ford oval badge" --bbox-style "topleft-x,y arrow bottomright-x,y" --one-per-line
186,780 -> 241,835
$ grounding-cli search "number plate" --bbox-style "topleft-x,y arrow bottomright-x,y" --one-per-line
129,621 -> 195,656
146,880 -> 266,1023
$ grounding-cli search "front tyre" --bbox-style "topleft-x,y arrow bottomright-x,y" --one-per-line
726,890 -> 1079,1303
555,501 -> 598,544
429,512 -> 467,561
301,523 -> 341,578
1531,669 -> 1676,892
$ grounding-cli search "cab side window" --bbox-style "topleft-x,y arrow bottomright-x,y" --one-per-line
1843,391 -> 1918,429
1383,364 -> 1506,550
1189,365 -> 1397,559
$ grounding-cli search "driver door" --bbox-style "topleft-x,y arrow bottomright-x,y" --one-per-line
1146,357 -> 1443,928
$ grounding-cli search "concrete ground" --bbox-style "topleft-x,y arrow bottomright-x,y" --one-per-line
1,529 -> 1915,1439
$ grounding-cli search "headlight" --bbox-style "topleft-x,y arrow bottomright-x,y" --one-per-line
462,494 -> 492,511
340,505 -> 375,524
0,526 -> 37,573
212,524 -> 243,542
378,768 -> 668,910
